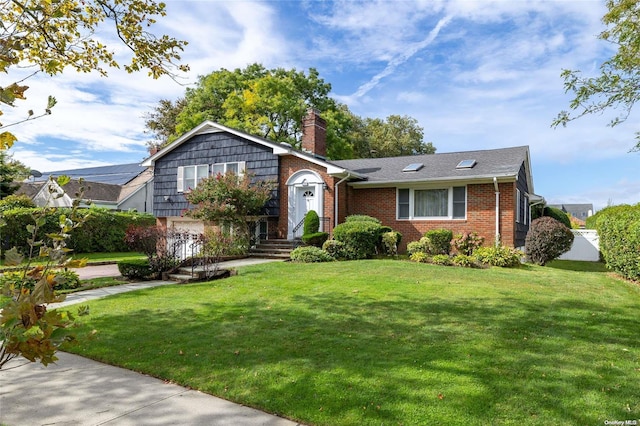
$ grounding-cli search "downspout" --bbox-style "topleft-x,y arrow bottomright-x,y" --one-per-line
334,173 -> 351,228
493,177 -> 500,246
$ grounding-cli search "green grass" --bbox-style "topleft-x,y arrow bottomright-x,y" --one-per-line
65,260 -> 640,425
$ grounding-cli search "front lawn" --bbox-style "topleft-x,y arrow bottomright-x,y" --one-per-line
65,260 -> 640,425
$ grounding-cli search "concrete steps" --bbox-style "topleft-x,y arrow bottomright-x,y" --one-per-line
250,239 -> 300,259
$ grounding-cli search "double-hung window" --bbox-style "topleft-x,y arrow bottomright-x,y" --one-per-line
177,164 -> 209,193
397,186 -> 467,220
212,161 -> 246,178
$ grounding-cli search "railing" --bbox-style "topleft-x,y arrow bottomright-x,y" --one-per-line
292,216 -> 331,239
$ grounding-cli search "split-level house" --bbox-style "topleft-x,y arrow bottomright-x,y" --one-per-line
142,110 -> 541,252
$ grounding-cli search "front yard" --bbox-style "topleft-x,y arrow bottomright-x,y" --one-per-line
65,260 -> 639,425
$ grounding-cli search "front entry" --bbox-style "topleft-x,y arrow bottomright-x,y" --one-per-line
286,170 -> 324,239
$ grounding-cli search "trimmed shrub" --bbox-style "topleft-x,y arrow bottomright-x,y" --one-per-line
431,254 -> 451,266
302,232 -> 329,247
542,206 -> 571,229
0,194 -> 35,212
49,269 -> 82,290
424,229 -> 453,255
345,215 -> 382,224
290,246 -> 334,263
474,245 -> 522,268
332,220 -> 381,259
117,258 -> 153,279
525,217 -> 574,265
592,203 -> 640,280
452,232 -> 484,256
303,210 -> 320,235
409,252 -> 429,263
322,239 -> 347,259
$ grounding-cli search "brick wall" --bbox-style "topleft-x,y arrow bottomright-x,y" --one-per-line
345,182 -> 518,251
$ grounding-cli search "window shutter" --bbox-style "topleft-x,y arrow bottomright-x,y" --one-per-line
177,166 -> 184,193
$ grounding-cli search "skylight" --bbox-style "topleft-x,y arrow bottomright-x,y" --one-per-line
456,159 -> 477,169
402,163 -> 424,172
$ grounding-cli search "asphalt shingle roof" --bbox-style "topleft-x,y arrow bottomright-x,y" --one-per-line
35,163 -> 147,185
331,146 -> 530,184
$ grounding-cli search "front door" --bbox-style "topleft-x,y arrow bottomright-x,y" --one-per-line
286,170 -> 325,240
296,187 -> 316,229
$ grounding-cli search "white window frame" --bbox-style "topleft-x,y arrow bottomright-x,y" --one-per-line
177,164 -> 209,193
397,186 -> 467,220
212,161 -> 246,178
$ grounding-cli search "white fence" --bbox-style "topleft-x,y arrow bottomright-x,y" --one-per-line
559,230 -> 600,262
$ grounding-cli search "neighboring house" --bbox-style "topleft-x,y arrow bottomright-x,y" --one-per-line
548,203 -> 594,221
17,163 -> 154,212
142,110 -> 542,251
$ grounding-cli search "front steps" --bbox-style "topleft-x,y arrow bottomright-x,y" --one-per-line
250,239 -> 300,259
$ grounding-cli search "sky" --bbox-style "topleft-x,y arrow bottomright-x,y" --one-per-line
4,0 -> 640,212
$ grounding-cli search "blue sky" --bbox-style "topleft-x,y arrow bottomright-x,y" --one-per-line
4,0 -> 639,211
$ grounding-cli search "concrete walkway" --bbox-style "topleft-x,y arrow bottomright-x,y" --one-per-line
0,257 -> 301,426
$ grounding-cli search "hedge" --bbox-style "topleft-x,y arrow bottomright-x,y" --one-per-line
592,203 -> 640,281
0,207 -> 155,254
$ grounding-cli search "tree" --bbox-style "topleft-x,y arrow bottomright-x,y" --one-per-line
359,115 -> 436,158
0,150 -> 22,198
183,172 -> 275,254
553,0 -> 640,151
0,0 -> 189,149
144,64 -> 436,160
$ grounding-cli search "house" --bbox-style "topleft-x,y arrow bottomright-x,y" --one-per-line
141,110 -> 541,252
17,163 -> 154,212
548,204 -> 594,221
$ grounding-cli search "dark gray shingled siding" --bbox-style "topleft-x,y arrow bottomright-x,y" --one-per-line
153,132 -> 279,218
515,162 -> 529,247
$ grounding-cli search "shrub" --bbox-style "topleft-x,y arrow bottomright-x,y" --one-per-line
592,203 -> 640,280
409,252 -> 429,263
290,246 -> 334,263
322,240 -> 346,259
0,194 -> 35,212
302,232 -> 329,247
431,254 -> 451,266
452,254 -> 476,268
345,215 -> 382,224
452,232 -> 485,255
424,229 -> 453,255
49,269 -> 81,290
474,245 -> 522,268
381,231 -> 402,255
525,217 -> 574,265
332,220 -> 381,259
542,206 -> 571,229
117,258 -> 153,279
303,210 -> 320,235
407,236 -> 430,255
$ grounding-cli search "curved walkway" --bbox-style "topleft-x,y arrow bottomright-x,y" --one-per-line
0,258 -> 301,426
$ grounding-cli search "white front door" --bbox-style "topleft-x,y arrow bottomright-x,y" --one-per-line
286,170 -> 325,239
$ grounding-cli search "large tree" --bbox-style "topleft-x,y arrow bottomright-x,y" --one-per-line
0,150 -> 29,198
553,0 -> 640,151
144,64 -> 435,160
0,0 -> 189,149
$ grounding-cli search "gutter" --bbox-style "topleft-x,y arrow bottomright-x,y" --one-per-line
334,173 -> 352,228
493,177 -> 500,246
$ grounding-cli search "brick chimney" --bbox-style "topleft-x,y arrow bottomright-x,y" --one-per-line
301,108 -> 327,158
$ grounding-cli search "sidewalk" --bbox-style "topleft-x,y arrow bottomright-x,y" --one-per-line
0,257 -> 300,426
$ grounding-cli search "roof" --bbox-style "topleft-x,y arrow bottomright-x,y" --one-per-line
35,163 -> 147,185
331,146 -> 532,188
16,180 -> 122,203
548,203 -> 594,217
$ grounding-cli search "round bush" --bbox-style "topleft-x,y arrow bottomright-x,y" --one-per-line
542,206 -> 571,229
409,252 -> 429,263
117,258 -> 153,279
332,220 -> 381,259
525,216 -> 574,265
303,210 -> 320,235
424,229 -> 453,255
345,215 -> 382,224
452,254 -> 476,268
290,246 -> 334,263
322,240 -> 346,259
407,237 -> 430,255
431,254 -> 451,266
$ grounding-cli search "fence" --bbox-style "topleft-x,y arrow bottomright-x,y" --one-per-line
559,230 -> 600,262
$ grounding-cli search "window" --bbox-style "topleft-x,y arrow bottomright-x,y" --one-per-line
516,189 -> 521,223
397,186 -> 466,220
177,165 -> 209,192
212,161 -> 246,177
